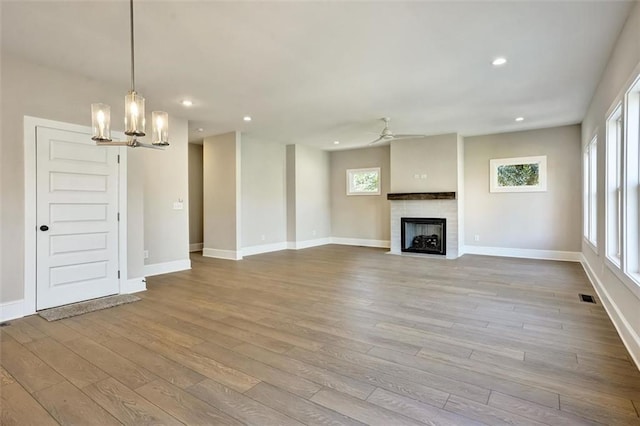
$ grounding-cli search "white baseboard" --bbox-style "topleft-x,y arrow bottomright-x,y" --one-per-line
580,255 -> 640,370
242,242 -> 288,257
287,237 -> 332,250
240,238 -> 391,256
0,299 -> 24,322
121,277 -> 147,294
189,243 -> 204,252
463,245 -> 581,262
203,248 -> 243,261
242,238 -> 390,256
144,259 -> 192,277
331,237 -> 390,248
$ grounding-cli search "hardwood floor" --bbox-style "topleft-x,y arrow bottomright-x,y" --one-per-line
2,245 -> 640,425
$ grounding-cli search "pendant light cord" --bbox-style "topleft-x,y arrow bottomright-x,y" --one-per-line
130,0 -> 135,92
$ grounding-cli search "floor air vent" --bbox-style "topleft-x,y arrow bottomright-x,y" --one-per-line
579,294 -> 596,304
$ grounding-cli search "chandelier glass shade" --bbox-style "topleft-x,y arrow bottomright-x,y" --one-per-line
91,0 -> 169,148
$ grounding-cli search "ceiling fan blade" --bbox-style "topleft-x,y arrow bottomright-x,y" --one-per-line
392,134 -> 426,140
368,135 -> 387,145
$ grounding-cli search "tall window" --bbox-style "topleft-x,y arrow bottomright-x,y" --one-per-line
584,135 -> 598,248
606,105 -> 623,265
624,77 -> 640,284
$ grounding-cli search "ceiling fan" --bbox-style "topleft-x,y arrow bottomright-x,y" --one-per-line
368,117 -> 426,145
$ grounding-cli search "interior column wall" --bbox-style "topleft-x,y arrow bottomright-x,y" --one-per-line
241,138 -> 287,251
188,144 -> 204,250
288,144 -> 331,245
203,131 -> 242,259
143,118 -> 190,268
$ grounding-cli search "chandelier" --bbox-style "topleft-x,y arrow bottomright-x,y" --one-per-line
91,0 -> 169,148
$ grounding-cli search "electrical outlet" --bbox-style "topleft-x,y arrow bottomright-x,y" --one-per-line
474,235 -> 480,242
143,250 -> 149,259
173,201 -> 184,210
414,173 -> 420,179
261,234 -> 266,241
421,174 -> 427,179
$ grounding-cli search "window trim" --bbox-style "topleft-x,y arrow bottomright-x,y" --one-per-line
583,134 -> 598,250
622,74 -> 640,289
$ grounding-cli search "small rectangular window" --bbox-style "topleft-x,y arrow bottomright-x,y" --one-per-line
346,167 -> 381,196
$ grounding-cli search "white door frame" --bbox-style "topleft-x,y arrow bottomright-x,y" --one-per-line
23,116 -> 128,315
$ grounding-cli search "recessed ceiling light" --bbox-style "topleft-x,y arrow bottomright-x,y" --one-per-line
515,117 -> 524,122
181,100 -> 193,107
333,141 -> 340,145
492,57 -> 507,66
243,116 -> 252,122
197,128 -> 204,132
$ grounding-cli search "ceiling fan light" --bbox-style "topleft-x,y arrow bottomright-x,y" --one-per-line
152,111 -> 170,146
124,91 -> 146,137
91,103 -> 112,141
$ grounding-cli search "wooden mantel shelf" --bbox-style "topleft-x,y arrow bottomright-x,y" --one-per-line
387,192 -> 456,201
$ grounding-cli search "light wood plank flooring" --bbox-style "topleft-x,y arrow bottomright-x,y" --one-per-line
2,245 -> 639,425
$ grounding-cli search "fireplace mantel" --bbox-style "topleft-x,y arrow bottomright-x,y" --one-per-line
387,192 -> 456,201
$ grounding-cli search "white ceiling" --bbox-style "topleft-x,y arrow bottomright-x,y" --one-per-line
1,1 -> 635,149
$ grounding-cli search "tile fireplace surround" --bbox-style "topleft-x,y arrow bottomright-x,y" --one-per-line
389,193 -> 459,259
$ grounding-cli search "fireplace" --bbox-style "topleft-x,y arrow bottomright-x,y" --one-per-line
401,217 -> 446,255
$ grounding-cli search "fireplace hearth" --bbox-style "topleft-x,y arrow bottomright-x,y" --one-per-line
401,217 -> 446,255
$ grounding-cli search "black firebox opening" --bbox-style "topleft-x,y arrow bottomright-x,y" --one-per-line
401,217 -> 446,255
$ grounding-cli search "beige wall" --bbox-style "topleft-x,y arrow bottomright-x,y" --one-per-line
286,145 -> 297,242
1,55 -> 139,303
330,146 -> 390,242
203,132 -> 241,253
143,120 -> 190,265
0,54 -> 189,304
581,2 -> 640,362
127,149 -> 146,279
464,125 -> 581,251
457,134 -> 465,251
287,145 -> 331,242
241,138 -> 286,248
188,144 -> 204,246
390,134 -> 459,192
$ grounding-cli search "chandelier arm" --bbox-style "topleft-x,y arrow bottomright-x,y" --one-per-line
130,0 -> 135,92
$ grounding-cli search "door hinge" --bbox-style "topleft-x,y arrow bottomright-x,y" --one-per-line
117,154 -> 120,164
118,270 -> 120,279
117,212 -> 120,221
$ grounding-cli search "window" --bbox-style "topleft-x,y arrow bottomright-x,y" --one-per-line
584,135 -> 598,247
489,156 -> 547,193
606,104 -> 623,265
624,76 -> 640,284
346,167 -> 380,195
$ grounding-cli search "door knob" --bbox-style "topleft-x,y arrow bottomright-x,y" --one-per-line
40,225 -> 49,231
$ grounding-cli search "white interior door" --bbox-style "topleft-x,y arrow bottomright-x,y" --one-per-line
36,126 -> 120,310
